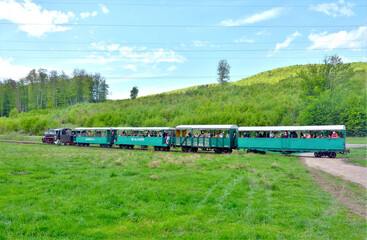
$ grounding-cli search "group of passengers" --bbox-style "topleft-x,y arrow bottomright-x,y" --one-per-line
77,131 -> 106,137
186,132 -> 231,138
118,131 -> 164,137
241,131 -> 340,138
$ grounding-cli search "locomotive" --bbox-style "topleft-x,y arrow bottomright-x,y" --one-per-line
41,128 -> 74,145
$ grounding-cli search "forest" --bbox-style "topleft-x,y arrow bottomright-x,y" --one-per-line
0,69 -> 109,116
0,61 -> 365,136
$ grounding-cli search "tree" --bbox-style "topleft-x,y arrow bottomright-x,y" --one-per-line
217,59 -> 230,85
298,54 -> 351,101
130,86 -> 139,99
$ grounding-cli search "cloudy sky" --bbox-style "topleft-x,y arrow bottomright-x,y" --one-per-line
0,0 -> 366,99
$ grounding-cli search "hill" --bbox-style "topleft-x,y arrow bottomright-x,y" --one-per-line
0,62 -> 366,136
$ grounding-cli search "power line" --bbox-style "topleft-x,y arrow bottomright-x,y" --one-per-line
0,22 -> 361,28
1,48 -> 365,53
31,1 -> 367,8
1,40 -> 365,45
1,56 -> 364,60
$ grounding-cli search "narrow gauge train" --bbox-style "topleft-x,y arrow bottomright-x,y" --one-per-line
42,125 -> 348,158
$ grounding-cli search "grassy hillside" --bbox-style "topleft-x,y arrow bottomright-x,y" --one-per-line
1,142 -> 366,239
0,62 -> 366,136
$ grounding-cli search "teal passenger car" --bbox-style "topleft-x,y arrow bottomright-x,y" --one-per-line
174,125 -> 238,153
74,127 -> 115,147
237,125 -> 347,157
114,127 -> 176,151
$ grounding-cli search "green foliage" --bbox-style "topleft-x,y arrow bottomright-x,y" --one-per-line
8,108 -> 18,118
298,60 -> 366,136
0,68 -> 109,117
130,86 -> 139,99
0,62 -> 365,136
217,59 -> 230,85
0,142 -> 366,239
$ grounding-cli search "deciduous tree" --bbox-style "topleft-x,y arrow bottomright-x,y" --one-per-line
217,60 -> 230,85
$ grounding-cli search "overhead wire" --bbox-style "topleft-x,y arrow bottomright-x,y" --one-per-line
0,22 -> 361,28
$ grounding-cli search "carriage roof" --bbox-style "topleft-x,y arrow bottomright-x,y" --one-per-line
238,125 -> 346,132
74,127 -> 113,131
113,127 -> 175,131
176,125 -> 238,130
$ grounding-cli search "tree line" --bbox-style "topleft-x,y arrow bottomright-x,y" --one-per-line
0,69 -> 109,117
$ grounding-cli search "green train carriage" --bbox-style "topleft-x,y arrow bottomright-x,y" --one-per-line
237,125 -> 347,157
74,127 -> 115,147
113,127 -> 175,151
173,125 -> 238,153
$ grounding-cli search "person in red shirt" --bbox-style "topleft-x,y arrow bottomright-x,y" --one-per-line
331,131 -> 339,138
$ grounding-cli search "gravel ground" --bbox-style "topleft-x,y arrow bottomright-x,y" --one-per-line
300,153 -> 367,188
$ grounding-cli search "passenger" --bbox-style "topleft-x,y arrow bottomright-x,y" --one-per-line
255,132 -> 260,138
283,131 -> 289,138
300,132 -> 304,138
331,131 -> 339,138
269,131 -> 275,138
219,132 -> 223,138
306,133 -> 311,139
226,133 -> 230,138
290,131 -> 298,138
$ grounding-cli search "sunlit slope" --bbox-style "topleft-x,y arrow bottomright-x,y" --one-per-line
0,62 -> 365,136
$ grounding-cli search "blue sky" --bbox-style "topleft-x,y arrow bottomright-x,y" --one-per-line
0,0 -> 366,99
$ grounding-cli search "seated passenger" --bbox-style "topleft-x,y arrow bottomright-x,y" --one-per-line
226,133 -> 230,138
306,133 -> 311,139
331,131 -> 339,138
285,131 -> 289,138
269,131 -> 275,138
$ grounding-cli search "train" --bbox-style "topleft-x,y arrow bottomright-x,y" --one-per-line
42,125 -> 348,158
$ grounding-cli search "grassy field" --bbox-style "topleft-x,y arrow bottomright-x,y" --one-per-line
0,143 -> 366,239
344,147 -> 367,167
0,134 -> 42,143
346,137 -> 367,144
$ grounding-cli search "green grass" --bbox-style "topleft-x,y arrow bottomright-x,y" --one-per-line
0,134 -> 42,143
0,143 -> 365,239
346,137 -> 367,144
344,147 -> 367,167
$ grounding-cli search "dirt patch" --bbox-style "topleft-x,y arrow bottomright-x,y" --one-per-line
300,153 -> 367,188
149,160 -> 162,168
306,167 -> 366,219
150,175 -> 161,179
11,171 -> 27,175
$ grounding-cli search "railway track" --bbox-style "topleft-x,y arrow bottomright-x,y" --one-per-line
0,140 -> 221,155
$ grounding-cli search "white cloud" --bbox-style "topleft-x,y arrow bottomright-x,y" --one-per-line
256,30 -> 271,36
308,26 -> 367,50
0,0 -> 74,37
339,55 -> 351,63
167,65 -> 177,71
99,4 -> 109,14
220,7 -> 284,26
234,35 -> 254,43
274,31 -> 301,52
0,57 -> 32,80
123,64 -> 138,72
75,43 -> 186,67
193,40 -> 210,47
80,11 -> 97,19
107,44 -> 120,51
310,0 -> 354,17
101,67 -> 113,71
